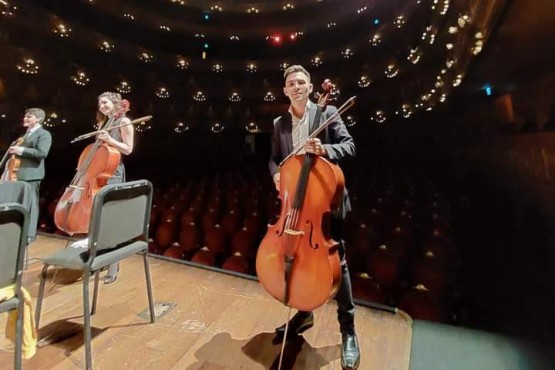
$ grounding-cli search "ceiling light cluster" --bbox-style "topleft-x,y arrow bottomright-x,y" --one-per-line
264,92 -> 276,102
100,40 -> 114,53
139,52 -> 154,63
176,58 -> 189,70
211,123 -> 224,133
229,92 -> 241,102
193,91 -> 206,102
370,33 -> 381,46
247,7 -> 259,14
135,120 -> 152,132
345,115 -> 356,127
311,56 -> 323,66
282,3 -> 295,11
400,104 -> 414,118
43,112 -> 65,128
72,71 -> 90,86
408,47 -> 422,64
385,64 -> 399,78
1,1 -> 16,17
116,81 -> 131,94
175,122 -> 189,133
394,15 -> 405,29
54,23 -> 71,38
155,87 -> 170,99
212,64 -> 223,73
358,76 -> 371,88
372,110 -> 387,123
16,58 -> 39,74
245,122 -> 259,133
246,63 -> 257,73
341,48 -> 354,59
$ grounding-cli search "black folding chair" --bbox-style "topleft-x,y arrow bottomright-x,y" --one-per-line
0,203 -> 30,370
35,180 -> 155,370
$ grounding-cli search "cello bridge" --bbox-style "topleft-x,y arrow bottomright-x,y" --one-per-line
69,185 -> 84,190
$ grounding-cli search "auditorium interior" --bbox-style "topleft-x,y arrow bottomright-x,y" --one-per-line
0,0 -> 554,369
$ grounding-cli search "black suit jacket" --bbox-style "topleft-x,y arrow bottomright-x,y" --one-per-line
16,126 -> 52,181
269,101 -> 356,219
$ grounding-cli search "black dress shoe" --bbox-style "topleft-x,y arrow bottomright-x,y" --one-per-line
341,333 -> 360,370
274,311 -> 314,341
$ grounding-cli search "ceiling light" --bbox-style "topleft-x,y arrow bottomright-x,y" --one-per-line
193,91 -> 206,102
176,58 -> 189,70
116,81 -> 131,94
229,92 -> 241,102
245,122 -> 259,132
100,40 -> 114,52
54,23 -> 71,38
211,123 -> 224,133
358,76 -> 371,88
175,122 -> 189,133
72,71 -> 90,86
16,58 -> 39,74
155,87 -> 170,99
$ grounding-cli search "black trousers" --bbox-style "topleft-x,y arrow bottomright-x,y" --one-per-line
300,217 -> 356,335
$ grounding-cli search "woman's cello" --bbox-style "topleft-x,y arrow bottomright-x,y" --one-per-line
256,81 -> 356,312
53,101 -> 130,235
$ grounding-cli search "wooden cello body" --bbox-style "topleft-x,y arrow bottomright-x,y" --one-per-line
54,143 -> 120,234
256,154 -> 345,311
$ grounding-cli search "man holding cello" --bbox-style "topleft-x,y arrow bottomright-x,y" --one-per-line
267,65 -> 360,369
1,108 -> 52,241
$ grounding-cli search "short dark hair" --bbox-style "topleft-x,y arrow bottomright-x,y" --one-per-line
25,108 -> 45,123
283,65 -> 310,81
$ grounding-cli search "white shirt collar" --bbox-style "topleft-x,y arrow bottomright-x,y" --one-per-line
288,100 -> 312,121
27,124 -> 42,135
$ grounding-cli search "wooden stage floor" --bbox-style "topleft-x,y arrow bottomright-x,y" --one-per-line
0,234 -> 413,370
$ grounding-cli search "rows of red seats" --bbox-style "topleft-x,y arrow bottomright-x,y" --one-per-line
36,170 -> 462,323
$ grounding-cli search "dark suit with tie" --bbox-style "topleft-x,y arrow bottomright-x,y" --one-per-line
14,126 -> 52,239
268,101 -> 357,335
16,126 -> 52,183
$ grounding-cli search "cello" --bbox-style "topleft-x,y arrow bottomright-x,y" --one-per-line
0,136 -> 24,182
53,100 -> 130,235
256,81 -> 356,312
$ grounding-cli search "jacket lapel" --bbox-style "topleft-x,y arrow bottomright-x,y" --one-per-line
281,115 -> 294,154
308,102 -> 319,135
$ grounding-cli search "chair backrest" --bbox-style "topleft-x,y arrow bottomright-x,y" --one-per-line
87,180 -> 153,259
0,203 -> 29,290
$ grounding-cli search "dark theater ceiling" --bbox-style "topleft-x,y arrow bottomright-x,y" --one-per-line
0,0 -> 549,137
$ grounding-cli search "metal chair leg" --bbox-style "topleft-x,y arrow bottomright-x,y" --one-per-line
14,295 -> 24,370
34,264 -> 50,329
143,253 -> 156,323
91,270 -> 100,315
83,270 -> 93,370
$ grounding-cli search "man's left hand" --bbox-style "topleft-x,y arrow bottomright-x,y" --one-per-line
8,146 -> 24,155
